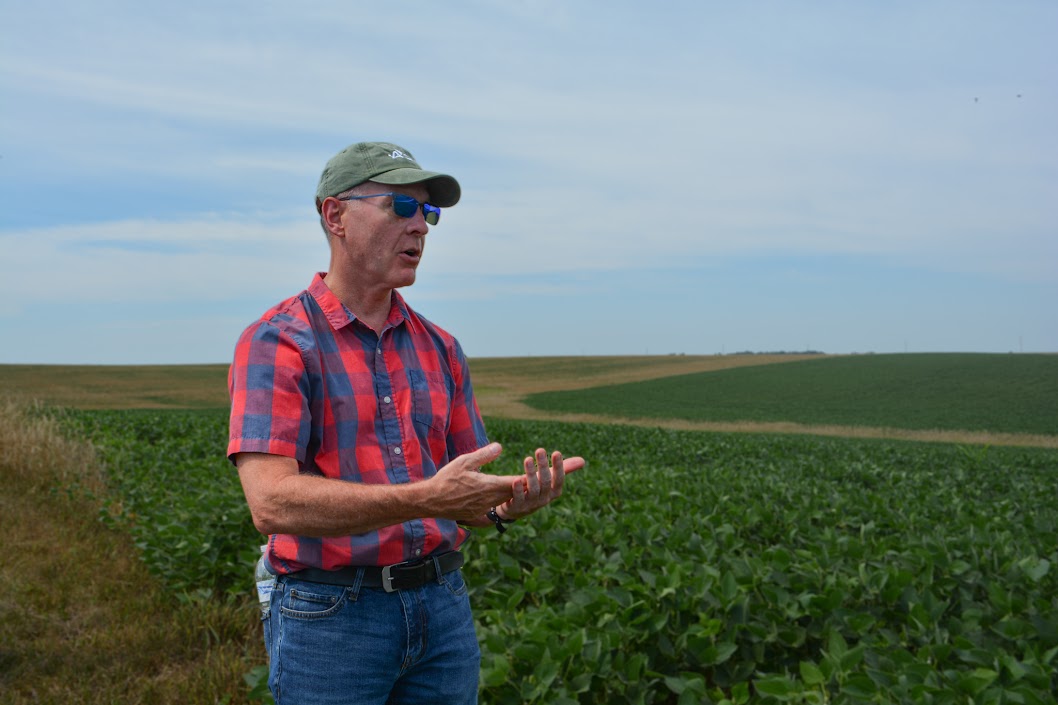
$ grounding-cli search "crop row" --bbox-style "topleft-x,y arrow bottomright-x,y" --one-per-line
67,410 -> 1058,704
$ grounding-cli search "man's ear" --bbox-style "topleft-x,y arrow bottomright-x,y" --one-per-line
320,197 -> 344,238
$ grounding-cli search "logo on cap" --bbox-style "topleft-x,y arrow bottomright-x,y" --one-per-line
390,150 -> 414,161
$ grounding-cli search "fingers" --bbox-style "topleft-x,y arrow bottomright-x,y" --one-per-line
558,455 -> 585,474
551,450 -> 565,495
537,448 -> 554,495
519,449 -> 569,499
523,450 -> 542,497
495,446 -> 583,521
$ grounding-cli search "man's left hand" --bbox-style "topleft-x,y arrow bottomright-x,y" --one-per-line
496,448 -> 585,521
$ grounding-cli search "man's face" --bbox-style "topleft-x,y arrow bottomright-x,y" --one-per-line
337,182 -> 431,291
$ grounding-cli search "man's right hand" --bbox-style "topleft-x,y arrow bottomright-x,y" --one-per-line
429,443 -> 520,522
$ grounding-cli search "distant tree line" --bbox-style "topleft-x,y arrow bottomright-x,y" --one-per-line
727,350 -> 826,356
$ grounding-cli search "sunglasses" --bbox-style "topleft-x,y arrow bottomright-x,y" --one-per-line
337,192 -> 442,225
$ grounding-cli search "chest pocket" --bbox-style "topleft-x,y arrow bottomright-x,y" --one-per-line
408,369 -> 452,436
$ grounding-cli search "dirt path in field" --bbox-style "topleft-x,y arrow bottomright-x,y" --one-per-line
470,355 -> 1058,449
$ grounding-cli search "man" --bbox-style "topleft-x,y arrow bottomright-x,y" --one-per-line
227,141 -> 583,705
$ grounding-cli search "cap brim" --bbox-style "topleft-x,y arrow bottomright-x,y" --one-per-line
372,168 -> 461,208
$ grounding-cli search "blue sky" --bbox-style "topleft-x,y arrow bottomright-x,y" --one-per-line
1,1 -> 1055,364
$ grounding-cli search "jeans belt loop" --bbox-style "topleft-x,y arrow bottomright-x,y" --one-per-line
431,553 -> 443,585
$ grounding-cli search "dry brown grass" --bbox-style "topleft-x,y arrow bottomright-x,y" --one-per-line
0,400 -> 103,493
0,400 -> 262,704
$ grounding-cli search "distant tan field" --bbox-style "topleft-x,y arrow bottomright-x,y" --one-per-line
0,364 -> 231,409
0,355 -> 814,412
2,355 -> 1052,447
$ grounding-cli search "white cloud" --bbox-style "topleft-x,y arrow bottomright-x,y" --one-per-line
0,217 -> 327,306
1,1 -> 1055,361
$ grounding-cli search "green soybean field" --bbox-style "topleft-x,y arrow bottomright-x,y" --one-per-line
523,354 -> 1058,438
65,408 -> 1058,704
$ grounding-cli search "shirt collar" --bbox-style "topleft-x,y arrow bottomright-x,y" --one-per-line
308,272 -> 408,332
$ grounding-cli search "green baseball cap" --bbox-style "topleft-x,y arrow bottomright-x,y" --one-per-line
315,141 -> 461,211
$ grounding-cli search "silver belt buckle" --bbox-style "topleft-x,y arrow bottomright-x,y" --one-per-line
381,561 -> 408,593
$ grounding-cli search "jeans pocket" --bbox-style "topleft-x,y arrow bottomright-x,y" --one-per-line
440,569 -> 469,597
279,584 -> 349,620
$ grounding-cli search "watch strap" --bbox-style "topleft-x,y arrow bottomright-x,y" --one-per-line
487,507 -> 515,534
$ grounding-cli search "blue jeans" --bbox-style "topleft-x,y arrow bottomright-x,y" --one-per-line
263,568 -> 480,704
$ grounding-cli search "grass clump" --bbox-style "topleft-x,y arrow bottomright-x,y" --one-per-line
0,400 -> 265,705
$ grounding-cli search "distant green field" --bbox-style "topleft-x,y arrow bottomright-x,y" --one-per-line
524,353 -> 1058,436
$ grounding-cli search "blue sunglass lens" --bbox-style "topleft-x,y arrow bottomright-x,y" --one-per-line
392,195 -> 440,225
422,204 -> 441,226
391,195 -> 418,218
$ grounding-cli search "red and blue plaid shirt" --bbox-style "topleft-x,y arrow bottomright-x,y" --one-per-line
227,273 -> 489,574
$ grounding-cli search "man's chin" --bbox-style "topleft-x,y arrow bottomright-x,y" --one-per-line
393,273 -> 417,289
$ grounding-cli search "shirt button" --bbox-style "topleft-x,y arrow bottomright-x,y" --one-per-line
377,348 -> 382,354
414,549 -> 422,556
393,447 -> 402,455
383,396 -> 392,404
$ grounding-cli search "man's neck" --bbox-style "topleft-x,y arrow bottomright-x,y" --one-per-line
322,272 -> 393,333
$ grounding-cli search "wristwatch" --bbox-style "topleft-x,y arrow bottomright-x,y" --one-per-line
487,507 -> 516,534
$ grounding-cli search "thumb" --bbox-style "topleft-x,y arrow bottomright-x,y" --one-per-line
464,442 -> 503,470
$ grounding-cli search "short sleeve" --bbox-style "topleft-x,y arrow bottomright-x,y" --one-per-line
228,321 -> 313,463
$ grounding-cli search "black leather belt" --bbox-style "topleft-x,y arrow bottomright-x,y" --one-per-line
287,551 -> 464,593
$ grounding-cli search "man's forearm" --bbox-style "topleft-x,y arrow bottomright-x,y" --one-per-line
457,514 -> 493,528
250,471 -> 437,537
237,445 -> 518,538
